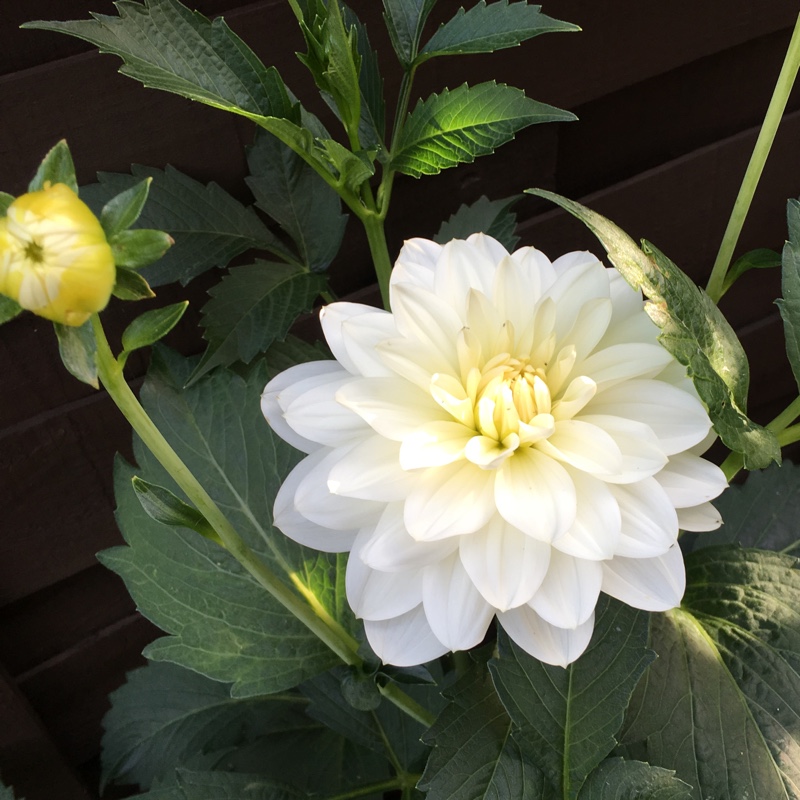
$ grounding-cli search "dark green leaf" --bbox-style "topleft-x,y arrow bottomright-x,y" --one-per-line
101,177 -> 152,238
526,189 -> 780,469
319,138 -> 375,191
490,597 -> 654,800
101,349 -> 350,696
113,267 -> 156,301
54,319 -> 98,388
382,0 -> 437,66
723,248 -> 781,293
622,547 -> 800,799
418,1 -> 578,62
111,229 -> 173,270
246,130 -> 347,271
419,659 -> 549,800
0,296 -> 23,325
28,139 -> 78,193
0,781 -> 23,800
101,661 -> 312,790
132,769 -> 305,799
121,301 -> 188,356
81,166 -> 289,286
778,199 -> 800,393
392,82 -> 575,178
577,758 -> 691,800
188,261 -> 326,385
435,194 -> 521,251
0,192 -> 14,215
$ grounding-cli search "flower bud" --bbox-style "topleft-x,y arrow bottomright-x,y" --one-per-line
0,183 -> 115,326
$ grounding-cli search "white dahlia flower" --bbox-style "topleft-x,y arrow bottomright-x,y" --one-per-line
262,234 -> 726,667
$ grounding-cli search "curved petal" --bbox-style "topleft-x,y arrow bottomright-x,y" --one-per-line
574,343 -> 673,391
529,550 -> 602,628
498,605 -> 595,667
558,297 -> 613,360
391,237 -> 441,292
320,302 -> 397,377
544,256 -> 610,344
536,419 -> 623,478
422,553 -> 494,651
495,448 -> 576,542
434,235 -> 502,315
609,478 -> 679,558
459,516 -> 551,611
376,336 -> 457,391
601,544 -> 685,611
655,452 -> 727,508
364,605 -> 450,666
496,246 -> 556,327
677,502 -> 723,532
328,436 -> 416,502
399,420 -> 474,469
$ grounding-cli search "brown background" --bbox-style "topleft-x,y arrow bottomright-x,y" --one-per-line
1,1 -> 799,797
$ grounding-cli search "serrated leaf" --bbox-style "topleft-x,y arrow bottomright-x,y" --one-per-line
81,165 -> 290,286
246,130 -> 347,271
418,1 -> 578,63
778,199 -> 800,393
0,192 -> 14,215
28,139 -> 78,193
435,194 -> 520,251
392,82 -> 575,178
101,177 -> 151,238
111,229 -> 173,270
121,301 -> 188,356
419,659 -> 549,800
319,138 -> 376,190
622,546 -> 800,799
382,0 -> 438,67
101,661 -> 312,790
0,296 -> 22,325
54,319 -> 98,388
101,348 -> 352,696
577,758 -> 691,800
188,261 -> 326,385
723,247 -> 781,293
527,189 -> 780,469
490,597 -> 654,799
113,267 -> 156,301
133,769 -> 305,799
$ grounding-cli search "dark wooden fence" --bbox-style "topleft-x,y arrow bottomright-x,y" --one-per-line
1,1 -> 799,797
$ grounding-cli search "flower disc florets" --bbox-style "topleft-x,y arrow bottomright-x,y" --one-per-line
262,235 -> 726,667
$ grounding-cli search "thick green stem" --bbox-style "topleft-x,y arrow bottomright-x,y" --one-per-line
706,13 -> 800,302
379,680 -> 437,728
778,423 -> 800,448
362,212 -> 393,309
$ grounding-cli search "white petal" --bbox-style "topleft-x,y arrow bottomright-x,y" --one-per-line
364,605 -> 450,666
320,302 -> 396,377
655,453 -> 727,508
377,336 -> 457,391
529,550 -> 602,628
399,420 -> 474,469
495,246 -> 556,327
273,451 -> 358,552
434,236 -> 500,314
601,544 -> 686,611
391,238 -> 441,292
536,419 -> 623,477
544,255 -> 610,343
574,343 -> 673,391
495,448 -> 576,542
559,297 -> 613,359
422,553 -> 494,651
609,479 -> 678,558
678,502 -> 723,532
459,516 -> 551,611
360,503 -> 459,572
404,461 -> 496,541
498,605 -> 595,667
327,436 -> 416,502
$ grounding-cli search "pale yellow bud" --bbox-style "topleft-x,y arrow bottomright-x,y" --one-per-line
0,183 -> 115,326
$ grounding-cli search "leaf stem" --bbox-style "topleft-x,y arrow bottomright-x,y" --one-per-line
323,775 -> 421,800
778,422 -> 800,447
90,313 -> 363,668
378,680 -> 436,727
706,12 -> 800,303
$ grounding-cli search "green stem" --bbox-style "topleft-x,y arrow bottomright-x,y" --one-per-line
90,314 -> 362,668
323,775 -> 421,800
362,212 -> 393,310
778,423 -> 800,447
706,12 -> 800,303
378,680 -> 437,728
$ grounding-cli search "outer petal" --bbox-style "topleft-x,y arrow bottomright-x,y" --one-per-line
654,452 -> 727,508
529,550 -> 602,629
544,256 -> 610,344
364,605 -> 450,666
399,420 -> 474,469
320,302 -> 397,377
497,246 -> 556,326
536,419 -> 624,478
459,516 -> 551,611
328,436 -> 416,502
434,236 -> 502,316
422,553 -> 494,651
574,343 -> 673,391
391,237 -> 441,292
609,478 -> 679,558
601,544 -> 686,611
677,502 -> 723,532
498,605 -> 595,667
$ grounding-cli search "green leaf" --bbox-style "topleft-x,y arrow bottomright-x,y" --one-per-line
133,769 -> 305,799
690,462 -> 800,555
54,319 -> 98,388
0,296 -> 23,325
622,546 -> 800,799
526,189 -> 780,470
435,194 -> 521,251
101,660 -> 312,790
419,659 -> 548,800
392,82 -> 575,178
188,261 -> 326,385
101,348 -> 348,696
101,177 -> 152,238
121,301 -> 188,357
723,247 -> 781,293
28,139 -> 78,193
131,476 -> 220,545
382,0 -> 438,66
113,266 -> 156,301
319,138 -> 376,191
111,229 -> 173,270
577,758 -> 691,800
0,192 -> 14,215
778,198 -> 800,393
418,1 -> 578,63
246,130 -> 347,271
489,597 -> 654,799
81,165 -> 289,286
0,781 -> 23,800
